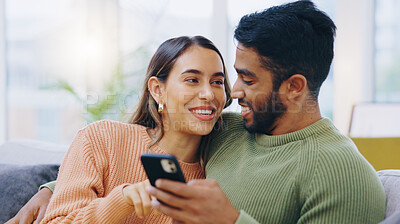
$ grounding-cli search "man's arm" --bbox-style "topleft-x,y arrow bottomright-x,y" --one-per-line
146,179 -> 243,224
39,180 -> 57,193
6,187 -> 53,224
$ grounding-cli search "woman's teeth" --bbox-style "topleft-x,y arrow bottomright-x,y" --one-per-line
192,109 -> 213,115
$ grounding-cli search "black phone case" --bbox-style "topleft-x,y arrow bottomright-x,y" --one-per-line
140,153 -> 186,186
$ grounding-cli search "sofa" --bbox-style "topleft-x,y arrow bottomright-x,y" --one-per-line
0,139 -> 399,223
0,139 -> 67,223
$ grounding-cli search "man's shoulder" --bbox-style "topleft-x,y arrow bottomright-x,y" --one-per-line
220,112 -> 245,133
221,112 -> 243,124
212,113 -> 248,142
312,123 -> 360,159
207,113 -> 248,159
305,124 -> 377,178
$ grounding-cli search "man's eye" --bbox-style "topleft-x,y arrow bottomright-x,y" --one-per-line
242,79 -> 253,85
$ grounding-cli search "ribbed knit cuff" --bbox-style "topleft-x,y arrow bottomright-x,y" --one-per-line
39,180 -> 57,192
235,210 -> 260,224
95,183 -> 135,223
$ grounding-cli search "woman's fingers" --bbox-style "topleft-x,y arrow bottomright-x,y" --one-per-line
139,180 -> 152,216
144,180 -> 161,216
123,180 -> 156,219
130,186 -> 144,218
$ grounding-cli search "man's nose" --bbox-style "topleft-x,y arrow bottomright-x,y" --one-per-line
231,79 -> 245,99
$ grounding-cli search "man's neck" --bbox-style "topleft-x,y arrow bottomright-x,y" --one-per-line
270,106 -> 322,136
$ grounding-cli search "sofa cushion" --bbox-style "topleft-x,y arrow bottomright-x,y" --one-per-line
378,169 -> 400,218
0,139 -> 67,165
0,164 -> 59,223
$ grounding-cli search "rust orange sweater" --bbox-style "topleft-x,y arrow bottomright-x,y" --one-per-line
41,120 -> 204,224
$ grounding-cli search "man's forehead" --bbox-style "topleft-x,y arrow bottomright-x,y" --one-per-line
234,45 -> 261,67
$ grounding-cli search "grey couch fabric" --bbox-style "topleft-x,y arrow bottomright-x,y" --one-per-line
0,139 -> 66,223
0,164 -> 60,223
380,211 -> 400,224
378,169 -> 400,219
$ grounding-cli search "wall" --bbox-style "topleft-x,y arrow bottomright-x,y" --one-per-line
334,0 -> 375,134
0,0 -> 7,144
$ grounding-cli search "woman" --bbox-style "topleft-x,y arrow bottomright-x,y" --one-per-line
40,35 -> 231,223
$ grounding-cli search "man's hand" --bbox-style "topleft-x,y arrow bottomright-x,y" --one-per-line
6,187 -> 53,224
146,179 -> 240,224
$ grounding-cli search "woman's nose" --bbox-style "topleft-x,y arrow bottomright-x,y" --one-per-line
199,84 -> 214,101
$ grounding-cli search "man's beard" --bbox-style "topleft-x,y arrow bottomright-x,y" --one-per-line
242,92 -> 287,135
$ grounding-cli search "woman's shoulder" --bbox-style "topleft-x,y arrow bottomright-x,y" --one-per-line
80,120 -> 147,139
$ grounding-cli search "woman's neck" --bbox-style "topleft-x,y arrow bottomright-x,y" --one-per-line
151,128 -> 202,163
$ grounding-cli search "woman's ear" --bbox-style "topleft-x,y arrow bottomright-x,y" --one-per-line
148,77 -> 164,103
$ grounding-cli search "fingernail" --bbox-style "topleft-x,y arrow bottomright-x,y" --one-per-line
151,200 -> 160,207
155,179 -> 161,187
145,186 -> 152,193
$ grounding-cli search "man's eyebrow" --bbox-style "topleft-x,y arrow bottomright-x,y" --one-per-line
235,68 -> 256,78
181,69 -> 225,77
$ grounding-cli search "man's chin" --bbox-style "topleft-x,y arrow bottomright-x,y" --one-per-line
243,120 -> 257,134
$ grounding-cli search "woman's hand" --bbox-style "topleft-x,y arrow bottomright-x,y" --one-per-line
6,187 -> 53,224
123,179 -> 158,218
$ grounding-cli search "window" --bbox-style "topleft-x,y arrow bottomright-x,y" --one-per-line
3,0 -> 336,144
374,0 -> 400,102
4,0 -> 215,144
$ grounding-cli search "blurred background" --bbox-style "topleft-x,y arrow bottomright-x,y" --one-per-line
0,0 -> 399,145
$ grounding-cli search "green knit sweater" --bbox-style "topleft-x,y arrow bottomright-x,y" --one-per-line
206,113 -> 386,224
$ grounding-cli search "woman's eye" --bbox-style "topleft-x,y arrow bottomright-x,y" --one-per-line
185,78 -> 199,83
212,80 -> 224,85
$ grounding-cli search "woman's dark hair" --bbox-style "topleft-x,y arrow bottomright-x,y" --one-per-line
128,36 -> 232,169
234,0 -> 336,98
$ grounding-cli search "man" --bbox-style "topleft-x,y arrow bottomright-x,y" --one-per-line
7,1 -> 386,224
145,1 -> 386,223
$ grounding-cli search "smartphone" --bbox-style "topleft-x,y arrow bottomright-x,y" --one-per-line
140,153 -> 186,186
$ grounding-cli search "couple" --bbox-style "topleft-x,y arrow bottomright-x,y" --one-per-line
8,1 -> 386,224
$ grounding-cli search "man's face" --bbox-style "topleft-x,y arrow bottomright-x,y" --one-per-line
232,44 -> 286,134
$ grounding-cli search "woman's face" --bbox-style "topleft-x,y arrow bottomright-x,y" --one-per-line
161,45 -> 226,136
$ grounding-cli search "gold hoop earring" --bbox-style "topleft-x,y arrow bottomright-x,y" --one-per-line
158,102 -> 164,114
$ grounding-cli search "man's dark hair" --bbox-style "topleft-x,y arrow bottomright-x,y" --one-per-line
234,0 -> 336,99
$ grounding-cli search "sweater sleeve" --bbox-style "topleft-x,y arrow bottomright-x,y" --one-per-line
235,210 -> 260,224
298,146 -> 386,224
41,129 -> 134,224
39,180 -> 57,192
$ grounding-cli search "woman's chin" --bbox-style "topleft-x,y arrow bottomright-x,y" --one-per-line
186,124 -> 215,136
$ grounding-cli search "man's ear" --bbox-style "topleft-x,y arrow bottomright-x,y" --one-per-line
148,77 -> 164,103
281,74 -> 307,102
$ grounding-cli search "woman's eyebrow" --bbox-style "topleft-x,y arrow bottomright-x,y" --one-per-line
181,69 -> 201,75
213,72 -> 225,78
181,69 -> 225,77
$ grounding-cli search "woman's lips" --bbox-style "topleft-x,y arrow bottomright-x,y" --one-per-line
189,106 -> 217,121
